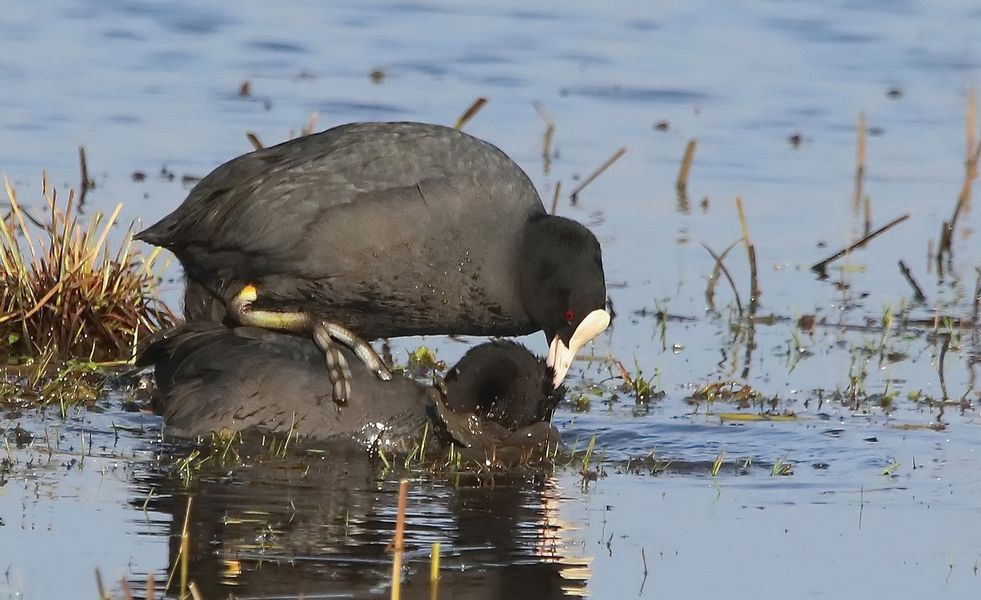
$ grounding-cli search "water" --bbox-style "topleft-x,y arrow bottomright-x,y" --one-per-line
2,0 -> 981,598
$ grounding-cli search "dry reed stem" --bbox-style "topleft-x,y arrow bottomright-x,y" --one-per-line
163,497 -> 193,596
391,479 -> 409,600
302,112 -> 319,137
550,181 -> 562,215
926,238 -> 934,274
79,145 -> 95,196
542,126 -> 554,175
853,113 -> 866,212
246,132 -> 264,151
898,260 -> 927,303
119,577 -> 134,600
189,582 -> 204,600
430,542 -> 441,584
676,139 -> 697,192
811,214 -> 910,275
569,146 -> 627,201
454,97 -> 488,130
534,101 -> 555,175
613,358 -> 634,387
974,268 -> 981,324
947,117 -> 981,228
937,97 -> 981,275
180,498 -> 192,599
950,138 -> 981,224
702,241 -> 744,316
95,568 -> 107,600
863,195 -> 872,237
938,335 -> 950,401
968,89 -> 977,180
735,197 -> 760,309
4,177 -> 38,262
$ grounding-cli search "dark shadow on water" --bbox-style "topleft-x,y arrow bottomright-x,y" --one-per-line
138,443 -> 589,599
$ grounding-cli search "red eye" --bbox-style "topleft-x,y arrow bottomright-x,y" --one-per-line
564,309 -> 574,323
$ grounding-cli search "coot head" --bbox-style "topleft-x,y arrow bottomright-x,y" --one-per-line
442,340 -> 562,430
520,214 -> 610,387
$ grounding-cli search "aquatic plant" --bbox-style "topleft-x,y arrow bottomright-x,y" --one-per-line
0,175 -> 174,362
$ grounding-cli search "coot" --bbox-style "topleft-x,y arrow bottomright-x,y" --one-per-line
138,323 -> 563,453
137,122 -> 609,402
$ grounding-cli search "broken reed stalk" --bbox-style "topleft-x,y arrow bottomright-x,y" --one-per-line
301,112 -> 319,137
569,146 -> 627,201
245,132 -> 264,151
180,498 -> 192,599
430,541 -> 441,599
863,194 -> 872,237
391,479 -> 409,600
95,568 -> 108,600
453,97 -> 488,130
898,260 -> 927,303
735,197 -> 760,311
119,577 -> 134,600
164,497 -> 193,597
938,334 -> 950,401
676,139 -> 697,193
78,145 -> 95,204
810,213 -> 910,275
542,125 -> 555,175
189,582 -> 204,600
853,113 -> 866,213
968,89 -> 977,181
702,241 -> 744,316
550,181 -> 562,215
613,358 -> 634,387
945,133 -> 981,231
534,101 -> 556,175
974,268 -> 981,326
938,92 -> 981,275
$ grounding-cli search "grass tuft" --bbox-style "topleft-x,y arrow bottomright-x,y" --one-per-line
0,175 -> 174,362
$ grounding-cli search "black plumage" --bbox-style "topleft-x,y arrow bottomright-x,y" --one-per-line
138,323 -> 562,450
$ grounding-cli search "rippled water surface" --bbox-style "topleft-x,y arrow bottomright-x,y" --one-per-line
2,1 -> 980,598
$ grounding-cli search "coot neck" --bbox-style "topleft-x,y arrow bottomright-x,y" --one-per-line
518,214 -> 569,336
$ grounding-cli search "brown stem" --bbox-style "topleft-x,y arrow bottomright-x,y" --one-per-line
811,214 -> 910,276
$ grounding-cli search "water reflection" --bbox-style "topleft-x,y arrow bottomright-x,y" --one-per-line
138,445 -> 591,599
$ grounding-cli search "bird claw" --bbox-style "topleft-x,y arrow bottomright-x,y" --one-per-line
230,285 -> 388,405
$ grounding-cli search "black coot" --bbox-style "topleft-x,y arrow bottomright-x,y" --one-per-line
138,323 -> 563,453
137,122 -> 609,392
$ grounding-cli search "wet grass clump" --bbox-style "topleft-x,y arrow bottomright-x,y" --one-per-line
0,176 -> 174,363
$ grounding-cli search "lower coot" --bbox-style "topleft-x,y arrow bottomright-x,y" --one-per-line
137,323 -> 563,455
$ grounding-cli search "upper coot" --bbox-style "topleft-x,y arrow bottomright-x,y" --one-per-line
138,322 -> 563,454
137,122 -> 609,397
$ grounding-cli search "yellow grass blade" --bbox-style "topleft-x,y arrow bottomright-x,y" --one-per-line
4,175 -> 38,262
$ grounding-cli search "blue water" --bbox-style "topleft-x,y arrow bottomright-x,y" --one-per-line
1,0 -> 980,598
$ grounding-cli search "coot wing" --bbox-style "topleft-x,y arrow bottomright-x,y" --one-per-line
139,122 -> 542,281
138,122 -> 547,337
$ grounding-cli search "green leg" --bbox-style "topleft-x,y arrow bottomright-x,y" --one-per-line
229,284 -> 392,406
